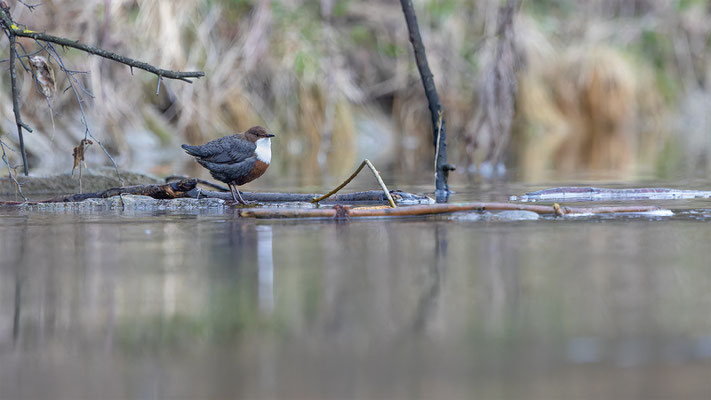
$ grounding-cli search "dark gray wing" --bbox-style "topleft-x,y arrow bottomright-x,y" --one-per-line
181,135 -> 256,164
196,156 -> 257,185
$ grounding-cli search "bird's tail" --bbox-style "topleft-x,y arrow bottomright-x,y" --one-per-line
181,144 -> 206,157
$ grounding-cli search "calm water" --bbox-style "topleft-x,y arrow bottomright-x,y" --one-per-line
2,182 -> 711,399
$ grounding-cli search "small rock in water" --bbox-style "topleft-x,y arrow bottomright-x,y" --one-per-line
490,210 -> 540,221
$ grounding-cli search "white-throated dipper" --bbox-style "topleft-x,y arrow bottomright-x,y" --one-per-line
182,126 -> 275,204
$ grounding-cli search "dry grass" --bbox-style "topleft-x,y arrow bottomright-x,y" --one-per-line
0,0 -> 703,185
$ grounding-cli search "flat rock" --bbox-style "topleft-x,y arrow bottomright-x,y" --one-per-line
20,195 -> 225,212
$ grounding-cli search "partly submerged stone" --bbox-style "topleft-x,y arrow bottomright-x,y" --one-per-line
451,210 -> 540,221
490,210 -> 540,221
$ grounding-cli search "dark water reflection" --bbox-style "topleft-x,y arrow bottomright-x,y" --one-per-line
2,196 -> 711,399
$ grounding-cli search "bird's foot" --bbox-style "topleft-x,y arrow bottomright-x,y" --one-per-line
227,199 -> 259,207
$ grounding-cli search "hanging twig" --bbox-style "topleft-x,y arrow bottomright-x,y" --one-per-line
44,42 -> 123,183
0,6 -> 204,178
312,159 -> 397,208
8,31 -> 30,176
72,138 -> 92,193
0,138 -> 27,201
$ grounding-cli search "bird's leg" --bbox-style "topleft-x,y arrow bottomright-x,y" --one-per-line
228,184 -> 238,202
235,189 -> 248,205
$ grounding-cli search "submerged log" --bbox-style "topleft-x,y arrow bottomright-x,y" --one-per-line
41,179 -> 198,203
0,178 -> 433,205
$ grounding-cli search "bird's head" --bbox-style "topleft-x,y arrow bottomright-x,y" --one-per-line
245,126 -> 276,141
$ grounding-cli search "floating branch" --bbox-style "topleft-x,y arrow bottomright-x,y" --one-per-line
239,203 -> 665,219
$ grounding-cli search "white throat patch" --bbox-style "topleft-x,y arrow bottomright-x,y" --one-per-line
255,137 -> 272,164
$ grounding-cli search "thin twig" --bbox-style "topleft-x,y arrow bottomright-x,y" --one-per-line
365,160 -> 397,208
433,110 -> 443,190
8,33 -> 30,176
44,43 -> 123,183
312,159 -> 397,208
313,161 -> 366,203
17,1 -> 41,11
0,138 -> 27,201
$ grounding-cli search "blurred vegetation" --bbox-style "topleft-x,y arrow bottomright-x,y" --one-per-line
1,0 -> 711,184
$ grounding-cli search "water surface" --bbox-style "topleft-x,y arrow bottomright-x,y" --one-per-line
1,182 -> 711,399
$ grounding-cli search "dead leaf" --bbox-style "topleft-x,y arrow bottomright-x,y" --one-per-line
29,56 -> 56,99
72,139 -> 93,176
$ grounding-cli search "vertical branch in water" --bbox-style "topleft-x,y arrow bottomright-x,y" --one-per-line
413,224 -> 446,332
399,0 -> 454,201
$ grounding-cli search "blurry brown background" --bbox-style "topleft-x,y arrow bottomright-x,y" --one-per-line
1,0 -> 710,185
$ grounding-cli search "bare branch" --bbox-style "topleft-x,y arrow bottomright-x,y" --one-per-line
4,20 -> 204,82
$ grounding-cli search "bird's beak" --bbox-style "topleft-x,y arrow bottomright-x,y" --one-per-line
267,133 -> 276,138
